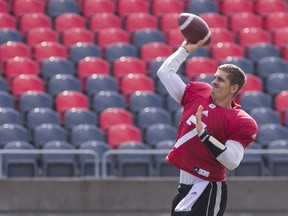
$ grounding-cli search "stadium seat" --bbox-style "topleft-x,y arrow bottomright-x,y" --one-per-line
219,57 -> 254,74
209,27 -> 235,46
119,73 -> 154,97
249,107 -> 281,127
78,140 -> 113,176
10,74 -> 44,97
32,41 -> 67,61
96,28 -> 130,48
25,27 -> 58,46
246,43 -> 280,62
68,42 -> 102,63
185,57 -> 218,79
82,0 -> 115,17
200,12 -> 228,29
39,57 -> 75,80
116,0 -> 149,17
154,140 -> 179,177
106,124 -> 142,149
3,141 -> 38,177
219,0 -> 255,16
237,73 -> 263,97
55,91 -> 89,116
0,76 -> 8,91
124,13 -> 157,32
0,12 -> 16,28
256,123 -> 288,148
18,91 -> 53,114
255,56 -> 288,80
151,0 -> 184,17
255,0 -> 287,16
229,12 -> 263,33
172,107 -> 183,126
0,28 -> 22,45
263,12 -> 288,31
26,107 -> 60,135
0,123 -> 28,148
85,74 -> 118,98
112,57 -> 146,79
165,28 -> 185,48
266,139 -> 288,176
158,13 -> 180,33
275,90 -> 288,113
265,72 -> 288,96
41,140 -> 77,177
186,0 -> 219,15
194,73 -> 214,84
210,42 -> 244,61
0,107 -> 21,125
61,27 -> 94,47
46,74 -> 81,97
99,107 -> 133,130
70,124 -> 105,147
63,108 -> 98,130
144,123 -> 177,148
272,27 -> 288,47
237,27 -> 271,47
77,57 -> 110,87
0,91 -> 14,109
103,43 -> 138,62
18,13 -> 52,33
0,41 -> 29,62
54,13 -> 85,32
12,0 -> 45,17
32,124 -> 68,148
88,13 -> 121,32
135,107 -> 172,131
240,91 -> 273,112
147,58 -> 166,78
0,0 -> 7,13
92,91 -> 126,113
140,42 -> 173,62
117,142 -> 153,177
281,45 -> 288,61
4,57 -> 38,80
128,91 -> 164,114
187,46 -> 210,58
131,29 -> 166,48
46,0 -> 80,18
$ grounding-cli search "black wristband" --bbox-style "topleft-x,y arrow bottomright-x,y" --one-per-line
199,129 -> 227,157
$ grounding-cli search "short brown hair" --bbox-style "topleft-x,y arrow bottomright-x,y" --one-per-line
218,64 -> 246,96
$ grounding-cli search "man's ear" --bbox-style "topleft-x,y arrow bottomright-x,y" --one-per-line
231,84 -> 239,94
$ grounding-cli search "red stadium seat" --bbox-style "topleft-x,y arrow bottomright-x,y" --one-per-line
54,13 -> 86,32
25,27 -> 58,46
237,27 -> 271,47
274,90 -> 288,124
219,0 -> 255,16
119,73 -> 154,97
61,27 -> 94,46
140,42 -> 173,62
10,74 -> 44,96
32,41 -> 67,61
0,0 -> 8,13
209,27 -> 235,46
96,28 -> 130,48
210,42 -> 244,61
106,123 -> 142,149
272,27 -> 288,47
200,12 -> 228,29
185,57 -> 218,79
151,0 -> 184,17
117,0 -> 149,17
18,13 -> 52,33
99,107 -> 133,130
158,13 -> 180,33
263,12 -> 288,31
88,13 -> 122,32
113,57 -> 146,78
282,46 -> 288,61
229,12 -> 263,32
0,13 -> 16,28
255,0 -> 287,16
12,0 -> 45,17
82,0 -> 115,17
0,41 -> 30,62
124,13 -> 158,32
165,28 -> 185,48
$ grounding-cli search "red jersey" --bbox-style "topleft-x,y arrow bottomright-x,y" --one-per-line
166,82 -> 258,182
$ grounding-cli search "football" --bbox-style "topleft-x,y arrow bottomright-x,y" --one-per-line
178,13 -> 211,45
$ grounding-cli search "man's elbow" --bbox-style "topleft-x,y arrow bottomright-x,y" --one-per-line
226,160 -> 241,171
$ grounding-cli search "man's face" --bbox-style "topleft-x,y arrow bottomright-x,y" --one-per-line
211,69 -> 233,100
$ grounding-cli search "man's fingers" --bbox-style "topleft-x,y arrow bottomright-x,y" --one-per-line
196,105 -> 203,120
